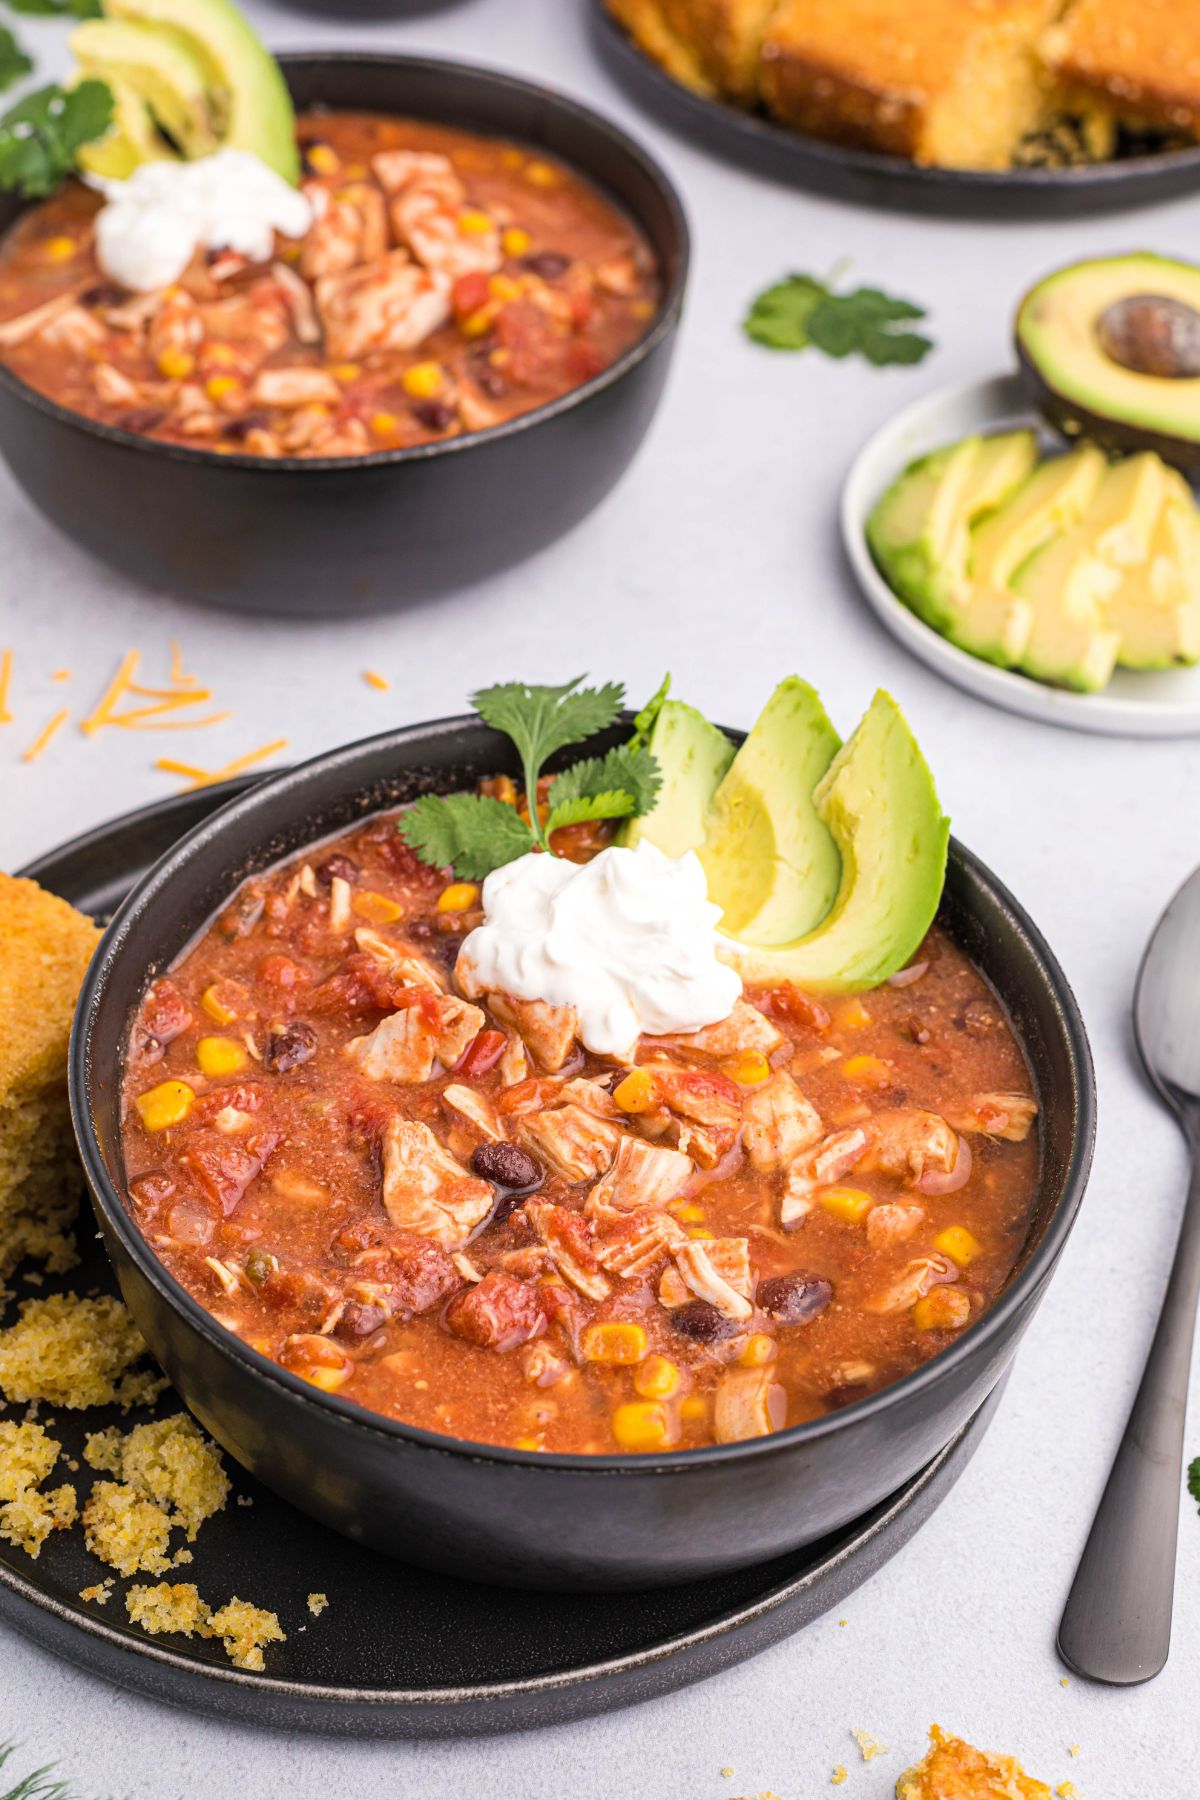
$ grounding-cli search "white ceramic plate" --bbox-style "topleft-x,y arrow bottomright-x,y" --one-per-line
842,372 -> 1200,738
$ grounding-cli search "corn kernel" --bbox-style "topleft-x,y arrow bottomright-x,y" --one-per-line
330,362 -> 361,383
674,1201 -> 705,1224
634,1355 -> 680,1400
739,1333 -> 777,1368
501,147 -> 524,169
200,983 -> 238,1025
353,890 -> 403,924
345,162 -> 368,179
460,305 -> 496,340
436,882 -> 479,913
841,1054 -> 892,1087
687,1226 -> 715,1240
134,1080 -> 194,1132
205,375 -> 239,402
611,1401 -> 672,1451
369,411 -> 399,437
725,1049 -> 771,1086
502,226 -> 531,257
913,1286 -> 972,1332
614,1067 -> 656,1114
819,1186 -> 874,1226
835,998 -> 871,1031
514,1436 -> 543,1451
933,1225 -> 982,1267
582,1321 -> 647,1365
525,160 -> 561,187
680,1394 -> 709,1424
401,360 -> 444,401
305,143 -> 340,176
458,207 -> 493,236
304,1364 -> 350,1392
42,235 -> 77,262
196,1036 -> 248,1078
156,348 -> 195,380
489,273 -> 521,303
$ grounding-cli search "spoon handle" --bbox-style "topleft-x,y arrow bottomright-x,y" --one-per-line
1058,1147 -> 1200,1684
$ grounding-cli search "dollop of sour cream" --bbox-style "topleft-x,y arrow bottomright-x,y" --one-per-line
458,841 -> 742,1060
93,150 -> 313,293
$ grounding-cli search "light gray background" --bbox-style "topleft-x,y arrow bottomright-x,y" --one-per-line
3,2 -> 1199,1793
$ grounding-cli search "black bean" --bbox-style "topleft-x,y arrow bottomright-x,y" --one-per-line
472,1142 -> 543,1191
523,252 -> 570,280
670,1301 -> 739,1344
412,400 -> 456,433
80,282 -> 129,308
222,411 -> 272,443
758,1274 -> 833,1326
315,854 -> 358,887
824,1382 -> 871,1411
264,1020 -> 317,1073
116,408 -> 167,437
469,353 -> 507,399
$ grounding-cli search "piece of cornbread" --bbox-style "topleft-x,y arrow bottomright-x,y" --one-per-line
1043,0 -> 1200,139
896,1724 -> 1053,1799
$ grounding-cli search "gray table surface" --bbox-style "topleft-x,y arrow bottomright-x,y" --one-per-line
3,2 -> 1200,1793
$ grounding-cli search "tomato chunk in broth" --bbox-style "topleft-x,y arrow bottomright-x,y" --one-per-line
121,807 -> 1039,1455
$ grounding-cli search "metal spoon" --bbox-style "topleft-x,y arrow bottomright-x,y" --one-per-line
1058,864 -> 1200,1684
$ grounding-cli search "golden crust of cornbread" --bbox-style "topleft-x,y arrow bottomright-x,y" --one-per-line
661,0 -> 781,100
0,873 -> 101,1285
760,0 -> 1063,168
0,1291 -> 166,1411
127,1582 -> 286,1671
605,0 -> 718,94
1044,0 -> 1200,137
896,1724 -> 1053,1799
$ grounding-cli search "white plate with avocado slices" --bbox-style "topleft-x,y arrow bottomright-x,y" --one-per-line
843,373 -> 1200,737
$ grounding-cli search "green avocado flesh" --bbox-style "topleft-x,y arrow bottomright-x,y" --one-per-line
1017,254 -> 1200,451
78,0 -> 298,182
630,679 -> 948,993
699,677 -> 841,947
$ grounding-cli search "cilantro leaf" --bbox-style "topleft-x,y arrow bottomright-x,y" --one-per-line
0,78 -> 113,198
743,271 -> 933,367
5,1 -> 102,15
472,677 -> 623,849
1188,1456 -> 1200,1508
0,27 -> 32,95
547,745 -> 661,827
396,792 -> 535,882
545,790 -> 636,831
628,673 -> 670,750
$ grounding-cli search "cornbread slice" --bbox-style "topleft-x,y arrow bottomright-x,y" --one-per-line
127,1582 -> 287,1671
897,1724 -> 1052,1798
0,873 -> 100,1287
1043,0 -> 1200,139
605,0 -> 717,95
0,1291 -> 166,1411
760,0 -> 1065,170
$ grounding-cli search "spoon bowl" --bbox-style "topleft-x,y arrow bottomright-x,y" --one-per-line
1135,865 -> 1200,1122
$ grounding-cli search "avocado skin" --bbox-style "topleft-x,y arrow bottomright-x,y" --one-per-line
1015,254 -> 1200,476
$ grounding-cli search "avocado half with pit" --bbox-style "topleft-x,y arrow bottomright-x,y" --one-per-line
1016,254 -> 1200,477
72,0 -> 298,184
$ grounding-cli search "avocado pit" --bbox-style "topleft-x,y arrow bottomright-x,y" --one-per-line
1096,294 -> 1200,381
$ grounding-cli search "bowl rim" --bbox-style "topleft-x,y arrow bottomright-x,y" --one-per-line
0,50 -> 690,476
70,713 -> 1097,1475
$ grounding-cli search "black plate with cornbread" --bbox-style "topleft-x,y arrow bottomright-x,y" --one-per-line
593,0 -> 1200,214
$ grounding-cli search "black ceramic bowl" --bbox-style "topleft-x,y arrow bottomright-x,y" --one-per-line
0,55 -> 688,617
70,716 -> 1095,1592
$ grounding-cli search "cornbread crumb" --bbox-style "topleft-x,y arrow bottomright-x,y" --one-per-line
1057,1785 -> 1077,1798
0,874 -> 100,1289
0,1292 -> 166,1411
896,1724 -> 1052,1799
208,1596 -> 286,1671
306,1591 -> 328,1617
0,1480 -> 77,1558
832,1768 -> 848,1786
84,1413 -> 229,1539
79,1578 -> 114,1605
0,1418 -> 76,1556
127,1580 -> 213,1638
720,1771 -> 734,1782
1060,1677 -> 1070,1687
853,1729 -> 890,1761
1068,1745 -> 1081,1758
0,1418 -> 59,1499
83,1479 -> 185,1576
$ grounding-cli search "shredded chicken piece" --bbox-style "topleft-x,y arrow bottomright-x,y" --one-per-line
344,993 -> 485,1084
380,1118 -> 492,1247
353,928 -> 445,992
252,367 -> 341,409
271,260 -> 321,344
41,306 -> 106,355
0,291 -> 80,348
658,998 -> 784,1063
865,1202 -> 925,1248
483,992 -> 579,1073
441,1083 -> 504,1146
498,1034 -> 528,1087
946,1092 -> 1038,1142
371,149 -> 502,281
92,362 -> 142,406
861,1254 -> 957,1316
300,180 -> 388,281
594,1208 -> 686,1278
639,1066 -> 742,1171
556,1078 -> 620,1120
524,1201 -> 609,1302
315,252 -> 451,361
585,1135 -> 692,1223
781,1126 -> 871,1227
742,1072 -> 822,1173
666,1239 -> 753,1321
868,1109 -> 959,1183
328,876 -> 352,933
714,1367 -> 784,1443
516,1104 -> 621,1182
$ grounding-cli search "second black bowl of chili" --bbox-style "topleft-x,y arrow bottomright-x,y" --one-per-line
0,54 -> 687,617
70,703 -> 1095,1591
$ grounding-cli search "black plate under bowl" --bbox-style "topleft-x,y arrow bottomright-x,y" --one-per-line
591,5 -> 1200,218
0,54 -> 688,617
6,783 -> 1002,1736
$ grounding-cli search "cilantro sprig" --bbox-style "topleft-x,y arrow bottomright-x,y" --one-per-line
744,269 -> 933,368
0,77 -> 112,197
398,677 -> 663,880
0,27 -> 32,94
1188,1456 -> 1200,1510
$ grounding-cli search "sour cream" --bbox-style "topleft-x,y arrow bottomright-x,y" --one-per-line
458,841 -> 742,1059
92,149 -> 313,293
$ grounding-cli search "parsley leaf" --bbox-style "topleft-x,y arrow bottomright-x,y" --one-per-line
397,792 -> 535,882
0,78 -> 113,198
1188,1456 -> 1200,1509
546,745 -> 661,834
0,27 -> 32,95
744,271 -> 933,367
472,677 -> 624,850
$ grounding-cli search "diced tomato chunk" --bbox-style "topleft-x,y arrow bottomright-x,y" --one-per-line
753,984 -> 831,1035
256,952 -> 311,1011
655,1067 -> 740,1109
455,1029 -> 506,1077
180,1130 -> 278,1215
387,1233 -> 460,1317
496,1077 -> 563,1117
445,1270 -> 547,1351
565,341 -> 606,383
192,1083 -> 266,1123
452,271 -> 490,320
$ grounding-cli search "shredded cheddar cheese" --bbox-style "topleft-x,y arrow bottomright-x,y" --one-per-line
81,649 -> 227,734
0,648 -> 11,724
155,738 -> 289,790
363,669 -> 391,691
22,709 -> 69,763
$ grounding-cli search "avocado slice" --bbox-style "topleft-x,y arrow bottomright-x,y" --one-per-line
948,446 -> 1107,667
103,0 -> 298,182
71,19 -> 219,160
620,700 -> 735,860
867,430 -> 1037,632
699,678 -> 841,947
1111,473 -> 1200,670
1016,254 -> 1200,476
720,692 -> 949,994
74,75 -> 173,179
